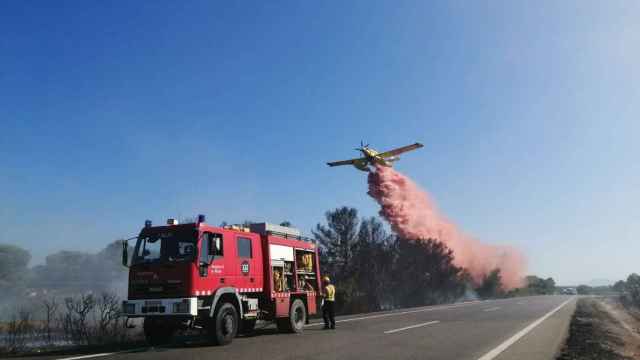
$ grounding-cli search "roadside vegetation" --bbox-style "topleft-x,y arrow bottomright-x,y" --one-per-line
0,292 -> 142,355
555,274 -> 640,359
314,206 -> 557,315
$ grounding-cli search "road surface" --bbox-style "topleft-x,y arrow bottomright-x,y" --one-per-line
55,295 -> 576,360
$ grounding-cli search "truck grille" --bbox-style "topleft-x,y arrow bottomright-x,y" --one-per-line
131,282 -> 184,298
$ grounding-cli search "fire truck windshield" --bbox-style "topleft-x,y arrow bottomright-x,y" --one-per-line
132,232 -> 196,265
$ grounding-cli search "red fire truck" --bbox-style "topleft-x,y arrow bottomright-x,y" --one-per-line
121,215 -> 322,345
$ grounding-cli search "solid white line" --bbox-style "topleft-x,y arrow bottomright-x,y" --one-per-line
305,301 -> 483,327
57,353 -> 116,360
384,320 -> 440,334
476,297 -> 575,360
483,307 -> 500,312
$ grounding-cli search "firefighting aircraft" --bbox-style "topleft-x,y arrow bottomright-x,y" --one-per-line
327,141 -> 424,172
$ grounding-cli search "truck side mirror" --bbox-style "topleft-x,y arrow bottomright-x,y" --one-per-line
122,240 -> 129,267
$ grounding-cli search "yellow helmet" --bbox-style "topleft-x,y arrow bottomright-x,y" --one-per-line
322,276 -> 331,283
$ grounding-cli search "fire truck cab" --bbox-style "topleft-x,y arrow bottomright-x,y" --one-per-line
122,216 -> 321,346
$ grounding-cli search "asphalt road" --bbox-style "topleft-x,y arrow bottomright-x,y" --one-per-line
55,295 -> 576,360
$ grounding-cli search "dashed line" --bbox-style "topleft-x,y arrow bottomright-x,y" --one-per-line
483,307 -> 500,312
384,320 -> 440,334
305,301 -> 482,327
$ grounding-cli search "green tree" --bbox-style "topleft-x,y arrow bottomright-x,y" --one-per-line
476,269 -> 504,299
313,207 -> 361,313
313,207 -> 359,277
350,217 -> 394,312
576,285 -> 592,295
0,244 -> 31,290
626,273 -> 640,305
612,280 -> 626,293
394,238 -> 465,306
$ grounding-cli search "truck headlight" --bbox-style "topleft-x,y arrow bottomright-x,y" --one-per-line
172,300 -> 190,314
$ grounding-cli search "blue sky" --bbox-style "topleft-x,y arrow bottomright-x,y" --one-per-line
1,1 -> 638,285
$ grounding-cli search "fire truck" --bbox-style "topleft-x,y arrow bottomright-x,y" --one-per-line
121,215 -> 322,345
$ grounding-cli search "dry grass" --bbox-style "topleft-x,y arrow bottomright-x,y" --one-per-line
557,297 -> 640,360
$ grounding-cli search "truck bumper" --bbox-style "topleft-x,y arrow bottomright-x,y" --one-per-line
122,297 -> 198,317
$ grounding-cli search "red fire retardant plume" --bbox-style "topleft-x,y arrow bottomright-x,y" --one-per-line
368,166 -> 526,289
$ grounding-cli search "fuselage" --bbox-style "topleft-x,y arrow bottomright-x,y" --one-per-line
357,147 -> 392,170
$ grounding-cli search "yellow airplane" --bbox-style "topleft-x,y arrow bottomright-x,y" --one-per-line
327,141 -> 424,172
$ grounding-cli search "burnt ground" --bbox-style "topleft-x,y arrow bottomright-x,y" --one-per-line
557,297 -> 640,360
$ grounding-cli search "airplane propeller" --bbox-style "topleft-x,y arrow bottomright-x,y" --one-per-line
355,140 -> 370,151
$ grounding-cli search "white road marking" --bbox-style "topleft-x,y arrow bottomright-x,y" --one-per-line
384,320 -> 440,334
57,353 -> 116,360
305,301 -> 482,327
476,297 -> 574,360
483,307 -> 500,312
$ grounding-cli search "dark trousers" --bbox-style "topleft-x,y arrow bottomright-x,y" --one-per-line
322,301 -> 335,328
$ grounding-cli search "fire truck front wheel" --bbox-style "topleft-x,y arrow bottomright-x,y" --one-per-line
209,302 -> 239,345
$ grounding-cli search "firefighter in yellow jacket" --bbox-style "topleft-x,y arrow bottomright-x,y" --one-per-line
322,276 -> 336,329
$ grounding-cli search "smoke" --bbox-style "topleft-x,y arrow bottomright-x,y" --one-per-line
367,166 -> 526,289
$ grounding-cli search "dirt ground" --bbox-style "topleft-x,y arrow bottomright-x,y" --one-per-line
557,297 -> 640,360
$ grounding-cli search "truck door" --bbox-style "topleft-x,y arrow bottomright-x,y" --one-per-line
234,234 -> 262,291
196,232 -> 227,291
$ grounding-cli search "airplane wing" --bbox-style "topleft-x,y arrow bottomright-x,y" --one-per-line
327,158 -> 362,167
378,142 -> 424,158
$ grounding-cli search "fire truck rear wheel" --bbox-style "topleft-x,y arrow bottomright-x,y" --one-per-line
278,299 -> 306,333
209,302 -> 238,345
143,318 -> 174,346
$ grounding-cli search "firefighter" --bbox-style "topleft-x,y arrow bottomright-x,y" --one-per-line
322,276 -> 336,329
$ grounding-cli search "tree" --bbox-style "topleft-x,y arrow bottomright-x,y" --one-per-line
476,269 -> 504,299
0,244 -> 31,293
30,241 -> 129,295
313,207 -> 360,313
626,273 -> 640,305
576,285 -> 592,295
543,278 -> 556,294
612,280 -> 626,293
394,238 -> 465,306
313,207 -> 359,277
350,217 -> 394,312
522,275 -> 556,295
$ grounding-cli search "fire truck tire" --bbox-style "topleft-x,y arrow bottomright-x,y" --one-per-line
143,318 -> 174,346
209,302 -> 238,345
241,319 -> 256,334
277,299 -> 306,333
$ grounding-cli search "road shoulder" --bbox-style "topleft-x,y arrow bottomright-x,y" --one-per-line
492,297 -> 576,360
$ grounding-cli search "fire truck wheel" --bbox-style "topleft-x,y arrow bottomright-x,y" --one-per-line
241,319 -> 256,334
210,302 -> 238,345
143,318 -> 174,346
278,299 -> 306,333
